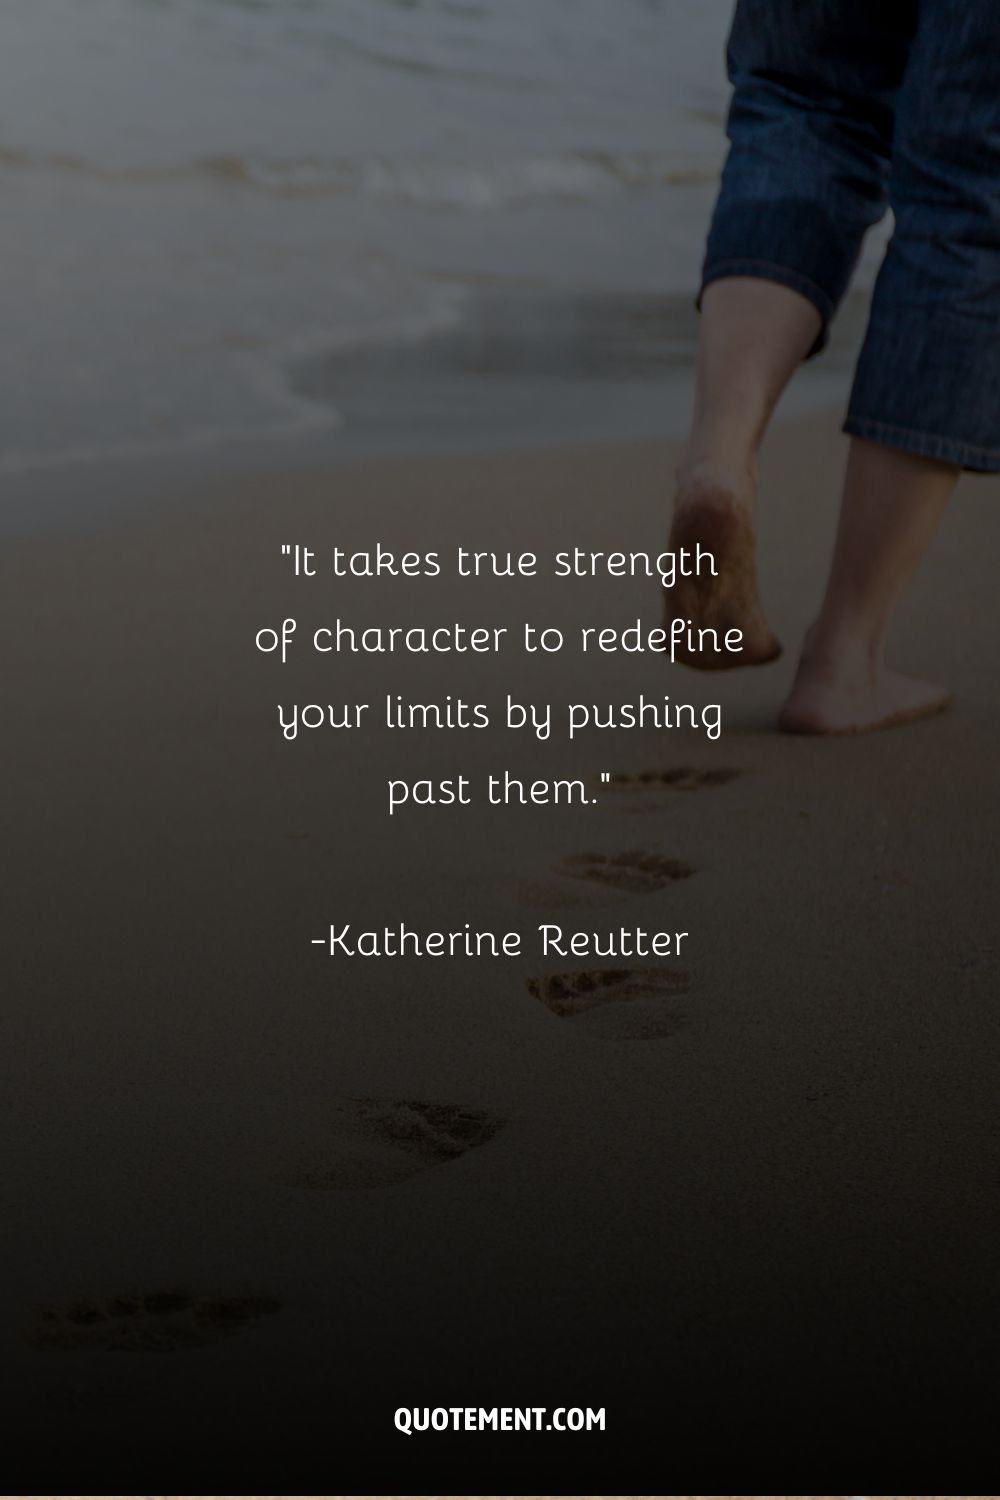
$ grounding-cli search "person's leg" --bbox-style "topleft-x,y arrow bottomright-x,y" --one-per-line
669,278 -> 822,667
781,0 -> 1000,731
680,279 -> 823,502
665,0 -> 915,667
779,439 -> 957,733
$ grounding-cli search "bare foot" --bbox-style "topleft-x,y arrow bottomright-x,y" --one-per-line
779,639 -> 952,735
664,467 -> 781,670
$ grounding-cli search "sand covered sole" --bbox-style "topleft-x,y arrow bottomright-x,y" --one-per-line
665,501 -> 782,669
779,691 -> 954,737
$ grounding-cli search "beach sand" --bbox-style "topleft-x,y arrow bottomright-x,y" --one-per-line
3,411 -> 1000,1486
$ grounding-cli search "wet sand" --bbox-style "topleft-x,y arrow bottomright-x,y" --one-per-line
3,412 -> 1000,1487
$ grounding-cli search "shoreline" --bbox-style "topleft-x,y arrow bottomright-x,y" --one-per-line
0,274 -> 869,516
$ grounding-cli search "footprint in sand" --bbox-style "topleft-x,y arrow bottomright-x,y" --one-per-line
25,1291 -> 280,1353
281,1098 -> 507,1191
556,849 -> 696,893
607,766 -> 741,792
527,966 -> 690,1040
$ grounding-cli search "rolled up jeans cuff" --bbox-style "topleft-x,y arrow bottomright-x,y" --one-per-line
699,196 -> 867,357
699,258 -> 834,356
842,416 -> 1000,473
847,306 -> 1000,473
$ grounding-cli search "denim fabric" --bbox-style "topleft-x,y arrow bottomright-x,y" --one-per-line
703,1 -> 1000,471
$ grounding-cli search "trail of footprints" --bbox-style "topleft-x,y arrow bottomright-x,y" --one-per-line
27,768 -> 733,1348
529,764 -> 738,1031
277,768 -> 727,1193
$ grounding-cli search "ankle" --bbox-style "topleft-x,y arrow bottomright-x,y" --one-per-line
799,620 -> 884,682
675,450 -> 757,513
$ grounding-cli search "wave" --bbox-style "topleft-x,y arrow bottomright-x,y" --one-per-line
0,141 -> 719,208
0,283 -> 468,476
0,384 -> 338,478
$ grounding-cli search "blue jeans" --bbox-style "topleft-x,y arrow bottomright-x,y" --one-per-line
703,0 -> 1000,471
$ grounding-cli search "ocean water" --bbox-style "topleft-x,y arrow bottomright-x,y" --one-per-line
0,0 -> 865,472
